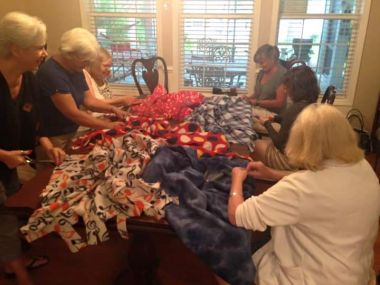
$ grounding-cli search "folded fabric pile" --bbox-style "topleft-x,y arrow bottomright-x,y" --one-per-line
187,95 -> 258,150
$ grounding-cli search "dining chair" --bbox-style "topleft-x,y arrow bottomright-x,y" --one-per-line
279,58 -> 306,70
131,56 -> 168,98
321,85 -> 336,105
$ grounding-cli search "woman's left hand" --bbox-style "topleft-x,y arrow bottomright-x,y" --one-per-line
46,147 -> 66,165
231,167 -> 248,182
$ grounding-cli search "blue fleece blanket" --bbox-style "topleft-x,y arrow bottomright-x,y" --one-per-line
142,146 -> 257,285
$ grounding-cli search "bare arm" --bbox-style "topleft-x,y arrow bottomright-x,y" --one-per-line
228,162 -> 292,226
39,137 -> 66,165
0,149 -> 28,168
256,84 -> 286,110
50,93 -> 119,130
247,161 -> 291,182
228,167 -> 247,225
103,96 -> 142,107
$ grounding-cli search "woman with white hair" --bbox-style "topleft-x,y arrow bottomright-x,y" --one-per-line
228,104 -> 380,284
84,47 -> 140,108
36,27 -> 126,149
0,11 -> 65,285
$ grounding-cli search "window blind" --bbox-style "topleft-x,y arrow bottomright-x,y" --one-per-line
277,0 -> 364,95
179,0 -> 256,91
85,0 -> 157,84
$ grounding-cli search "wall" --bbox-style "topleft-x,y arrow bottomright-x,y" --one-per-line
0,1 -> 26,14
1,0 -> 379,128
0,0 -> 82,55
353,0 -> 380,130
26,0 -> 82,54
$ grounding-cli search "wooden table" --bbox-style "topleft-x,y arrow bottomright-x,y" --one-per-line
5,156 -> 274,285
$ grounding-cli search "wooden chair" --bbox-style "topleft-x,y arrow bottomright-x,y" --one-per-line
321,85 -> 336,105
279,58 -> 306,70
131,56 -> 168,98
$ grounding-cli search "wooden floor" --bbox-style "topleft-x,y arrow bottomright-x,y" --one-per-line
1,154 -> 380,285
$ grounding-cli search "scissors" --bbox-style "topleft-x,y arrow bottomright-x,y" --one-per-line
23,155 -> 55,165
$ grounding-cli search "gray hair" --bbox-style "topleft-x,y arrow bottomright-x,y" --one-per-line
59,27 -> 99,62
0,11 -> 47,57
254,44 -> 280,63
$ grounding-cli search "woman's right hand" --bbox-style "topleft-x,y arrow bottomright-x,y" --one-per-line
0,150 -> 31,169
241,95 -> 255,105
246,161 -> 275,181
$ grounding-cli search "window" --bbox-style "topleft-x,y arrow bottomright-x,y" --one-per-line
84,0 -> 157,85
178,0 -> 256,91
277,0 -> 365,95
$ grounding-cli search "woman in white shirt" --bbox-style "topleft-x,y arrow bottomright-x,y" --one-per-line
228,104 -> 380,285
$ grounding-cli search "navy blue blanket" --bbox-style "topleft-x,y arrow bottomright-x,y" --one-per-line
142,146 -> 257,285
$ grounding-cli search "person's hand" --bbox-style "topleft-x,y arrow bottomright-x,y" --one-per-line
110,106 -> 127,120
107,121 -> 125,129
246,161 -> 275,181
0,150 -> 31,169
123,97 -> 142,106
241,95 -> 256,106
45,147 -> 66,165
231,167 -> 248,183
257,115 -> 272,125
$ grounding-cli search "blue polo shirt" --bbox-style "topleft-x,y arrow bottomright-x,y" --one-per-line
36,57 -> 88,137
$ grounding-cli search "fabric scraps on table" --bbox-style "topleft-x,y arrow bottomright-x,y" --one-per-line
21,131 -> 173,252
71,118 -> 234,158
187,95 -> 258,150
143,146 -> 257,285
129,84 -> 205,121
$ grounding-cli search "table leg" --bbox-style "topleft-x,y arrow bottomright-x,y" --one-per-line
128,232 -> 161,285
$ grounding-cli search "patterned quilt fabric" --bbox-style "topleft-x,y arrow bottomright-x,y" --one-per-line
129,85 -> 205,121
71,118 -> 231,157
186,95 -> 258,150
21,131 -> 173,252
142,146 -> 257,285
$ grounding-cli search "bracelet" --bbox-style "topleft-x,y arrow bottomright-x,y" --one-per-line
229,192 -> 243,198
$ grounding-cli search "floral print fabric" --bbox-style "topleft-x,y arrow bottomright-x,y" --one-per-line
21,131 -> 173,252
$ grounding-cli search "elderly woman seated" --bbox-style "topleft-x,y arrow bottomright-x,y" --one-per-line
227,103 -> 380,285
83,47 -> 140,108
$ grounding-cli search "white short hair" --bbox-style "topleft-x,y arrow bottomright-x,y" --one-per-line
0,11 -> 47,57
59,27 -> 99,62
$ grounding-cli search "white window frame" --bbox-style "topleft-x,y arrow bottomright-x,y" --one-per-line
80,0 -> 164,97
274,0 -> 371,106
172,0 -> 259,95
80,0 -> 370,102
